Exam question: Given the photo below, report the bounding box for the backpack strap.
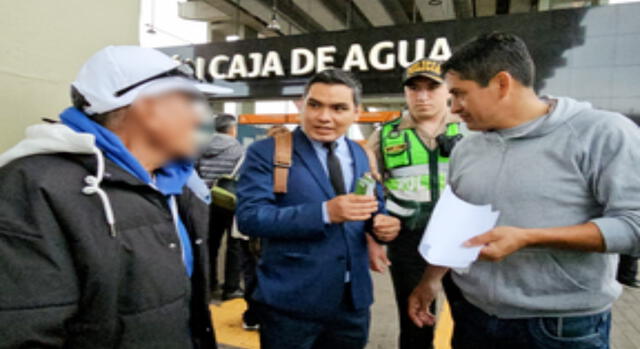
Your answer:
[273,131,293,194]
[230,154,245,178]
[272,132,380,194]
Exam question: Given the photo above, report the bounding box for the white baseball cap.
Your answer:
[72,46,230,115]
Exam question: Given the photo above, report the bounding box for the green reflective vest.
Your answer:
[380,117,460,230]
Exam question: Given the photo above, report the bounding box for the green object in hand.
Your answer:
[354,173,376,196]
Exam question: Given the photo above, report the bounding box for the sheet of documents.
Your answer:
[418,185,500,269]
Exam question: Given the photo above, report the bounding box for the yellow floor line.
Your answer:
[434,301,453,349]
[210,299,259,349]
[211,299,453,349]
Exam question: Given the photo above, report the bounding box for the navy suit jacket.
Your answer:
[236,127,386,319]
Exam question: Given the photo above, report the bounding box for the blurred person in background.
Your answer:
[196,113,245,300]
[0,46,216,348]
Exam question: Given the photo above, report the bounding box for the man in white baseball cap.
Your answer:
[0,46,221,348]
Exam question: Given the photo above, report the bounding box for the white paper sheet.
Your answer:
[418,185,500,269]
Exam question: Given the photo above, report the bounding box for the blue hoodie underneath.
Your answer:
[61,107,194,277]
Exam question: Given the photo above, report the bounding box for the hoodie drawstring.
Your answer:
[82,147,117,237]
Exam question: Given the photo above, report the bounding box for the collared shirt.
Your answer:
[308,135,354,225]
[306,133,354,283]
[308,135,354,197]
[395,112,460,149]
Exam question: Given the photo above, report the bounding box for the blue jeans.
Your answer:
[449,295,611,349]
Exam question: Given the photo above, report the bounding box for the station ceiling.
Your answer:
[180,0,525,38]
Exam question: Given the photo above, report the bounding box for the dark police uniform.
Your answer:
[368,59,462,349]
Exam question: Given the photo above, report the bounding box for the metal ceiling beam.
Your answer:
[379,0,412,24]
[453,0,476,18]
[321,0,373,29]
[398,0,424,22]
[199,0,324,34]
[200,0,271,31]
[254,0,326,32]
[353,0,395,26]
[291,0,345,31]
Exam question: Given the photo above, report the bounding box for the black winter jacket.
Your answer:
[0,153,216,348]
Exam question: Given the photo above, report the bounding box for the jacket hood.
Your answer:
[0,107,195,196]
[60,107,194,196]
[496,96,593,139]
[0,119,120,236]
[0,107,209,239]
[201,133,240,157]
[0,123,96,168]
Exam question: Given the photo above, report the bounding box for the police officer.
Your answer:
[368,59,462,349]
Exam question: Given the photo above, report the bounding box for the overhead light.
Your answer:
[267,12,281,31]
[145,23,156,34]
[147,0,157,34]
[226,34,240,41]
[267,0,281,32]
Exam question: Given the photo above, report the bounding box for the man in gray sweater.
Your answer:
[408,32,640,348]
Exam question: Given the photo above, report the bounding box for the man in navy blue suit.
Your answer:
[236,69,401,349]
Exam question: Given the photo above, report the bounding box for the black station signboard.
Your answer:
[161,3,640,119]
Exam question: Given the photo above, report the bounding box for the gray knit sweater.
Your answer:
[196,133,244,188]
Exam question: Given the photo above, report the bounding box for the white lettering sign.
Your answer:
[260,51,285,77]
[182,37,451,80]
[369,41,395,71]
[209,55,229,79]
[342,44,368,71]
[316,46,337,72]
[291,48,315,75]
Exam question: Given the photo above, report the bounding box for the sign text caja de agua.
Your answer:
[160,5,630,100]
[189,38,451,80]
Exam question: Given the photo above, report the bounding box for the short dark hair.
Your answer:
[70,86,122,126]
[303,69,362,106]
[214,113,237,133]
[442,32,535,87]
[71,86,91,113]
